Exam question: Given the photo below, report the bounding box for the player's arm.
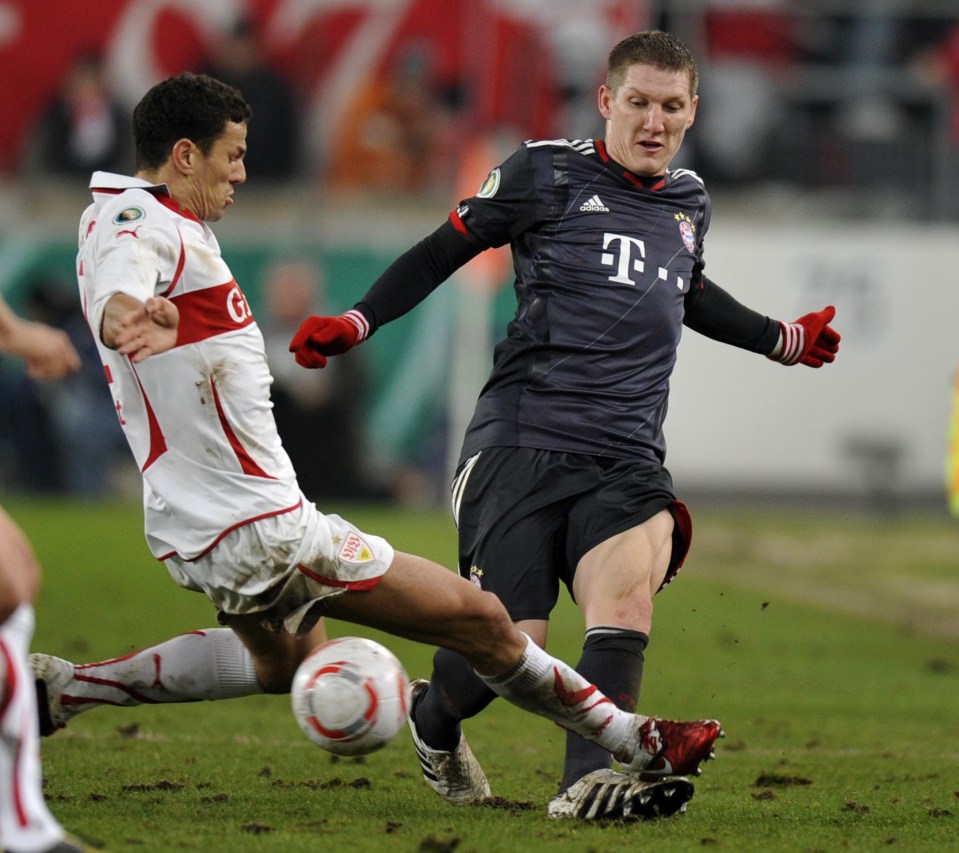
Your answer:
[0,294,80,379]
[684,277,840,368]
[101,292,179,364]
[291,145,535,369]
[290,220,483,368]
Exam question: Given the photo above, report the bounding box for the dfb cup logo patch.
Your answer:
[477,168,501,198]
[114,207,145,224]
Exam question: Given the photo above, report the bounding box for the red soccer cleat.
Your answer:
[619,716,724,779]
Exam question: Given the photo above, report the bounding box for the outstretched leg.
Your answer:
[30,623,324,735]
[324,550,721,768]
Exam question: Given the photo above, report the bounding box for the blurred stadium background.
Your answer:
[2,0,959,513]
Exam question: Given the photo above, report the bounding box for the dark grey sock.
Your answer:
[412,647,498,752]
[558,626,649,793]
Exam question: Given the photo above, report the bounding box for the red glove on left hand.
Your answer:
[769,305,841,368]
[289,309,369,369]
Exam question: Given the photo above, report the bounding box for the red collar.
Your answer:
[595,139,668,191]
[91,184,202,223]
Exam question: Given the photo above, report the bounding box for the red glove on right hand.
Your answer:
[289,309,369,369]
[768,305,840,368]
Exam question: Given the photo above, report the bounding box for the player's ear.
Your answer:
[686,95,699,128]
[171,138,197,174]
[598,84,613,120]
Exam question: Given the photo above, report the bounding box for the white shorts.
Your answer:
[163,497,394,635]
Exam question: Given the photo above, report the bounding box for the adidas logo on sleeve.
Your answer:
[579,194,610,212]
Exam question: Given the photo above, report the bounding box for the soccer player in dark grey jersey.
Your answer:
[291,31,839,820]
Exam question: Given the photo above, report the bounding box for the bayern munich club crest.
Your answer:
[675,212,696,254]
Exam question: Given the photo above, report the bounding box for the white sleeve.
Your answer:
[84,210,180,339]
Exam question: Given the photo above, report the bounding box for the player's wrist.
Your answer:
[767,321,805,365]
[342,309,370,343]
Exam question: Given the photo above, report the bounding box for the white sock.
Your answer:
[60,628,261,718]
[1,605,64,853]
[477,633,642,757]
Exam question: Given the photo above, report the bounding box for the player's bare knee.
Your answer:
[464,589,517,649]
[473,587,510,628]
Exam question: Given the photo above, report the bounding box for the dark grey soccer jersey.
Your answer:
[354,138,780,468]
[454,138,711,465]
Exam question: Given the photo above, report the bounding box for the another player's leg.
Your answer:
[407,674,493,803]
[325,550,722,775]
[405,619,544,805]
[559,627,648,787]
[1,605,73,852]
[549,509,709,818]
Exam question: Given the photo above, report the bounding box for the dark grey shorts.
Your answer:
[451,446,692,622]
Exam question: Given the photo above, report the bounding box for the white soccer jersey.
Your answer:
[77,172,301,560]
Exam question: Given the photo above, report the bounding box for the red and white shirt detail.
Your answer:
[77,172,301,560]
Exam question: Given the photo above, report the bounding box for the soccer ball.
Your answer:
[291,636,412,756]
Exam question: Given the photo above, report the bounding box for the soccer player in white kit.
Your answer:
[31,74,722,818]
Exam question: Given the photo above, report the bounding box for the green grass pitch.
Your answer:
[8,496,959,852]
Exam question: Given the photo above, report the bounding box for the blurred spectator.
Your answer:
[202,19,300,182]
[259,258,388,502]
[30,51,130,178]
[912,19,959,218]
[914,21,959,145]
[0,287,70,493]
[828,4,905,142]
[15,275,128,496]
[326,42,464,197]
[675,0,799,185]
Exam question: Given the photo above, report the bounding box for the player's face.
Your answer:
[189,121,247,222]
[599,64,697,178]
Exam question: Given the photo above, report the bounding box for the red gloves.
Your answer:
[769,305,840,368]
[289,309,369,369]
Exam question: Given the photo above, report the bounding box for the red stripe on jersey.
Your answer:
[104,364,113,384]
[449,208,468,235]
[171,281,255,347]
[209,375,275,479]
[596,139,610,162]
[134,368,168,471]
[160,230,186,298]
[0,638,29,827]
[155,500,304,562]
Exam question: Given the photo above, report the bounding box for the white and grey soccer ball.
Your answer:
[291,636,412,756]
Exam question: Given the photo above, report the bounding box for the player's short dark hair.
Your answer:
[133,72,252,171]
[607,31,698,96]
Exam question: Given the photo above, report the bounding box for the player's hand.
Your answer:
[289,310,369,369]
[6,320,81,379]
[115,296,179,363]
[769,305,840,368]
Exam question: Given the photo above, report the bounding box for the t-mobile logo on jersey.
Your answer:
[600,233,646,285]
